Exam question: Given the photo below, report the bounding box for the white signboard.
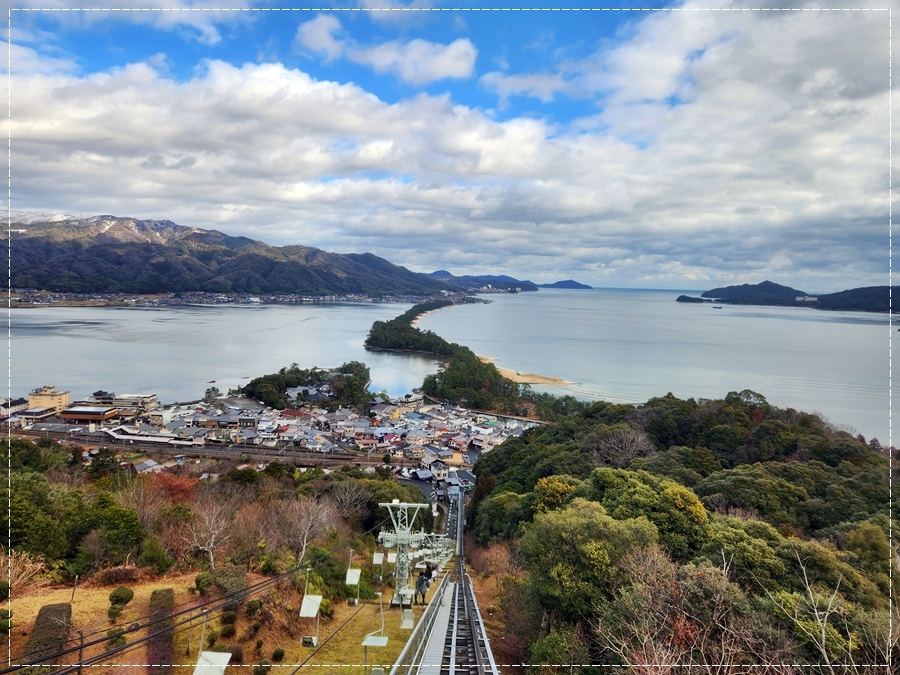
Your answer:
[299,594,323,618]
[193,651,231,675]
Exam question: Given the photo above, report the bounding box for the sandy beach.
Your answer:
[477,355,573,386]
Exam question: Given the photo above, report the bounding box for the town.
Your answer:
[4,383,538,498]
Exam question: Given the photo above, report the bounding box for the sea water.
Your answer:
[11,288,892,444]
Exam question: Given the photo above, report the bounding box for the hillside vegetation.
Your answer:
[468,389,897,670]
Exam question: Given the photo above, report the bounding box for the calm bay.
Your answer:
[11,288,892,444]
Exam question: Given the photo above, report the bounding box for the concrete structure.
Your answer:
[58,405,119,424]
[28,386,71,413]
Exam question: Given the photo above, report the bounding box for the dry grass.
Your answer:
[5,572,200,670]
[7,567,471,675]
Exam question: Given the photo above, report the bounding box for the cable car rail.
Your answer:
[388,489,500,675]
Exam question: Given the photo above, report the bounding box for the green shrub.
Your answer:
[253,660,271,675]
[108,586,134,606]
[195,572,214,596]
[0,581,9,602]
[271,648,285,662]
[106,628,126,649]
[206,630,220,648]
[255,639,264,654]
[246,599,263,617]
[252,621,262,632]
[220,625,236,639]
[0,609,11,633]
[214,565,247,596]
[220,611,237,625]
[147,588,175,675]
[138,535,173,574]
[107,604,124,622]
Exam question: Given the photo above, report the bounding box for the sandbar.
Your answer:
[477,355,573,386]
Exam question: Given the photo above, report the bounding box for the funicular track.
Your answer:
[390,488,499,675]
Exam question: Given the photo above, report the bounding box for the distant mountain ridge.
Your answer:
[426,271,592,292]
[9,215,450,296]
[676,280,895,312]
[425,270,540,292]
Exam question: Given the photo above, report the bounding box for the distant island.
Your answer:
[676,280,896,312]
[536,279,592,289]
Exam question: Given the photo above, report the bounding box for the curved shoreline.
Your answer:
[476,355,573,386]
[409,302,574,386]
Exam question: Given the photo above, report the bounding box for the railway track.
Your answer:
[437,565,495,674]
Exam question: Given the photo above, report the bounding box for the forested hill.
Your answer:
[9,215,449,296]
[468,389,896,669]
[676,280,896,312]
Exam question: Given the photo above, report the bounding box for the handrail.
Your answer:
[463,567,500,674]
[387,570,451,675]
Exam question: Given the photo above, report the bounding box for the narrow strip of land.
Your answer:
[475,356,572,386]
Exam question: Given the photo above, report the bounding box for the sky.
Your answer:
[7,0,894,292]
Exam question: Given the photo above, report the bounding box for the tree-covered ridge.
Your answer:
[364,299,457,356]
[685,280,897,312]
[469,390,896,669]
[240,361,372,410]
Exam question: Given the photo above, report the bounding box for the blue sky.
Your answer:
[8,1,893,291]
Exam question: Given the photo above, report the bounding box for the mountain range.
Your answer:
[8,215,591,296]
[9,215,449,296]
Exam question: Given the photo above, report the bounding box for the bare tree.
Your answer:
[596,547,798,675]
[115,474,165,530]
[275,496,340,566]
[327,481,372,525]
[583,425,656,467]
[763,551,894,675]
[185,494,233,570]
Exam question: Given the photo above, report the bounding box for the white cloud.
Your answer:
[295,14,476,85]
[356,0,439,23]
[10,5,892,289]
[349,37,477,85]
[12,0,255,46]
[294,14,345,62]
[480,71,571,107]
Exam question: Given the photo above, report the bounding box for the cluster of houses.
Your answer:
[5,385,540,495]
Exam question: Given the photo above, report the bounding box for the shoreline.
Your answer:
[477,355,573,386]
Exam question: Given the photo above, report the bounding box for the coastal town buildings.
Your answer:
[28,385,71,412]
[11,382,537,494]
